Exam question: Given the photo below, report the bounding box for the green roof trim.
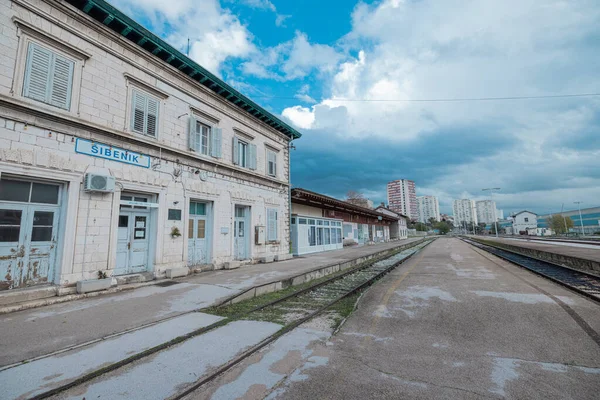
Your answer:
[65,0,301,140]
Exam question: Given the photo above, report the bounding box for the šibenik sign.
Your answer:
[75,138,150,168]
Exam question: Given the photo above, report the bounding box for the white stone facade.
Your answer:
[511,211,537,235]
[0,0,296,291]
[417,195,440,223]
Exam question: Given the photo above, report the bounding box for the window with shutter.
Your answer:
[131,89,160,137]
[146,97,159,137]
[23,43,74,110]
[267,149,277,177]
[267,208,278,241]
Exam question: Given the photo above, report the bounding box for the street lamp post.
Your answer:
[574,201,584,235]
[482,188,501,238]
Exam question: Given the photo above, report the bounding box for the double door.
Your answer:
[0,204,59,290]
[115,211,150,275]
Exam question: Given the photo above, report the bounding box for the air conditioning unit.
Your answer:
[84,174,116,192]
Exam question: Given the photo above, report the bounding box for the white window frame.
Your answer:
[266,148,277,177]
[267,208,278,242]
[12,19,89,115]
[233,137,257,170]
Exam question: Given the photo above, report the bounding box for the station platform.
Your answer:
[274,238,600,399]
[0,238,422,367]
[479,236,600,263]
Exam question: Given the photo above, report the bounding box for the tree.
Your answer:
[434,221,453,235]
[428,217,437,226]
[415,222,428,232]
[546,214,574,234]
[346,190,365,200]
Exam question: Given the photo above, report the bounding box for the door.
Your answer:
[115,212,150,275]
[188,201,209,266]
[0,178,61,290]
[115,194,152,275]
[234,206,249,260]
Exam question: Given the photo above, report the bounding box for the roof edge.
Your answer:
[63,0,301,140]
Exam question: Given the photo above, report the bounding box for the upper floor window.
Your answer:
[266,148,277,177]
[131,89,159,137]
[23,43,74,110]
[233,137,256,170]
[188,116,222,158]
[524,217,529,222]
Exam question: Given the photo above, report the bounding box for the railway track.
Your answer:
[30,239,433,400]
[463,238,600,302]
[173,239,433,399]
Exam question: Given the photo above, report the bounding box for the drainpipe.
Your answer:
[288,139,294,254]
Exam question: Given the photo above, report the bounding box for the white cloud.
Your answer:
[275,14,291,27]
[110,0,255,76]
[237,0,276,12]
[242,31,343,81]
[282,106,315,129]
[283,0,600,211]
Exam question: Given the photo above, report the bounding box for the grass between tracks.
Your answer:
[202,243,422,322]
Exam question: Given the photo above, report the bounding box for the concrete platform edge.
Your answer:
[217,238,429,307]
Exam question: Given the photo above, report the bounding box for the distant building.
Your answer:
[440,214,454,224]
[417,196,440,223]
[453,199,478,226]
[387,179,418,220]
[496,209,504,219]
[538,206,600,235]
[511,211,538,234]
[290,188,400,255]
[476,200,497,224]
[375,204,409,240]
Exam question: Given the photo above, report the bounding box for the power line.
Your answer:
[251,92,600,103]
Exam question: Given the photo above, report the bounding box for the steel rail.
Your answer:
[170,239,434,400]
[462,238,600,303]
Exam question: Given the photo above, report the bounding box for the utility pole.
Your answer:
[574,201,584,235]
[482,188,501,238]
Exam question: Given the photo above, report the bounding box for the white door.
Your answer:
[188,201,209,266]
[234,206,249,260]
[0,178,61,290]
[115,194,152,276]
[115,211,150,275]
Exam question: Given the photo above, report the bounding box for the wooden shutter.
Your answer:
[49,53,74,109]
[211,127,222,158]
[267,209,278,241]
[131,90,146,133]
[249,143,257,170]
[232,137,239,165]
[146,97,159,137]
[23,43,52,103]
[188,116,197,151]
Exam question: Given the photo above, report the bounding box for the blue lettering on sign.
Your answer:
[74,138,150,168]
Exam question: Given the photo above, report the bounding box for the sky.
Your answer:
[109,0,600,216]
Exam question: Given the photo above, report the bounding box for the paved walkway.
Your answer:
[0,238,420,367]
[480,236,600,263]
[272,238,600,399]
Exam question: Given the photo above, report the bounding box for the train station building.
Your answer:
[291,188,407,255]
[0,0,301,293]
